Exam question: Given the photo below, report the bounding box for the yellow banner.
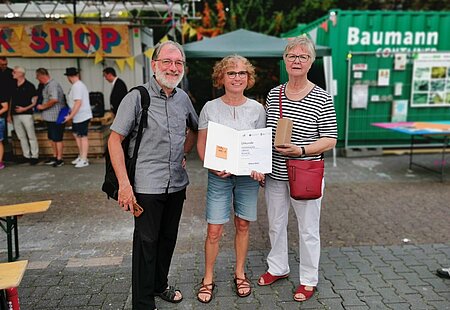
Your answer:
[0,23,130,57]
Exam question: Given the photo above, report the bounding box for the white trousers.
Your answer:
[264,176,323,286]
[13,114,39,159]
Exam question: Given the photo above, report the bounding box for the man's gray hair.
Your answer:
[284,35,316,62]
[152,40,186,61]
[14,66,26,74]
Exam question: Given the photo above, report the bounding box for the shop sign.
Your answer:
[0,23,130,57]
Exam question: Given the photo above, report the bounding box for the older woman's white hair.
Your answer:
[284,35,316,63]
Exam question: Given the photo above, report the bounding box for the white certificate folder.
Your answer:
[203,121,272,175]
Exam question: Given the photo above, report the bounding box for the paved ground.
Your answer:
[0,152,449,309]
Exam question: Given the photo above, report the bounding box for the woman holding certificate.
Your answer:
[196,55,266,303]
[259,36,337,302]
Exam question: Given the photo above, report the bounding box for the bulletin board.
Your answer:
[345,50,450,148]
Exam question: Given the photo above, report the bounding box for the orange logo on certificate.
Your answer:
[215,145,228,159]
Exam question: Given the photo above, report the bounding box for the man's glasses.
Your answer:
[284,54,311,63]
[226,71,248,79]
[154,59,185,68]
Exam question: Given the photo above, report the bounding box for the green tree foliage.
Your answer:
[198,0,449,36]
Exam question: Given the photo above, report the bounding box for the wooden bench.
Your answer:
[0,260,28,309]
[0,201,51,262]
[0,260,28,289]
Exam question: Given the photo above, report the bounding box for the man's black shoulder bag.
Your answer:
[101,86,150,200]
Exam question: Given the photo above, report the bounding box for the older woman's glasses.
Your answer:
[155,59,185,68]
[285,54,311,63]
[226,71,248,79]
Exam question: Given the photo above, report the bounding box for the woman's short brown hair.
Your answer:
[211,55,256,89]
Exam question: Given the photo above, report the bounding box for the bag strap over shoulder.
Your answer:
[127,85,151,182]
[129,85,150,129]
[278,84,284,118]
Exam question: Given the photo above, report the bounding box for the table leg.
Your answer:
[5,216,19,262]
[440,137,448,182]
[0,290,8,310]
[6,217,13,262]
[14,216,19,260]
[409,135,415,169]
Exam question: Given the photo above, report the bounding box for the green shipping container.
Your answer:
[282,10,450,148]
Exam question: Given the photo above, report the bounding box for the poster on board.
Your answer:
[411,53,450,107]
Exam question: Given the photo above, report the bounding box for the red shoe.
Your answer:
[257,271,288,286]
[294,285,316,302]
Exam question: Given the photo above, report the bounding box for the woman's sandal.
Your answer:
[155,285,183,303]
[257,271,289,286]
[234,274,251,298]
[197,279,216,304]
[293,285,316,302]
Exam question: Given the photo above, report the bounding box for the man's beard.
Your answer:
[155,69,183,89]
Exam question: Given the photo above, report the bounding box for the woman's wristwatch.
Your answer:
[300,146,306,158]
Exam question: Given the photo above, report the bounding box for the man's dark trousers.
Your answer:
[132,189,186,309]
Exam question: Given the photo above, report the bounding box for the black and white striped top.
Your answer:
[266,83,338,181]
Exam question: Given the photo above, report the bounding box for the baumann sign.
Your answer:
[347,27,439,57]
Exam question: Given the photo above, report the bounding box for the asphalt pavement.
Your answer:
[0,152,449,309]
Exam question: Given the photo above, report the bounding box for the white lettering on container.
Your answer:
[347,27,438,46]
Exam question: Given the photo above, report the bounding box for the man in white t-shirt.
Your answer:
[64,67,93,168]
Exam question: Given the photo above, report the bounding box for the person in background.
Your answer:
[0,100,7,170]
[103,67,128,115]
[108,41,198,310]
[196,55,266,303]
[258,36,338,302]
[179,65,196,104]
[7,66,39,165]
[64,67,93,168]
[35,68,66,167]
[0,57,15,170]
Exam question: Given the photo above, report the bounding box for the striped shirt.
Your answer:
[266,83,338,181]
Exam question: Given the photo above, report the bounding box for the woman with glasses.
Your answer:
[196,55,266,303]
[258,36,337,302]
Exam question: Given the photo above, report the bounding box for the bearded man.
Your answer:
[108,41,198,310]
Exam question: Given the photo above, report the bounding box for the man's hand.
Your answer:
[15,106,27,113]
[118,184,135,215]
[36,104,45,111]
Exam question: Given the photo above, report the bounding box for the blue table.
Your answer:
[373,121,450,181]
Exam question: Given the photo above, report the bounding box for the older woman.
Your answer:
[258,36,337,302]
[196,55,266,303]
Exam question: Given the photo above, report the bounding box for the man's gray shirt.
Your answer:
[110,77,199,194]
[41,78,66,122]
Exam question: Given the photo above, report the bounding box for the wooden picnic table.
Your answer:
[0,201,51,262]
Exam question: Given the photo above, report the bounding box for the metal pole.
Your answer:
[73,0,81,72]
[344,51,352,150]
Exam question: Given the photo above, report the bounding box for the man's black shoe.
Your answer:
[44,157,57,165]
[30,158,39,165]
[52,159,64,167]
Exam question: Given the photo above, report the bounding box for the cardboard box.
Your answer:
[274,118,293,146]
